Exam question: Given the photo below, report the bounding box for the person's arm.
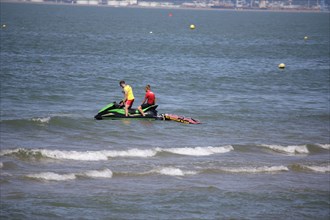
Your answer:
[141,92,148,105]
[141,97,147,105]
[124,90,128,102]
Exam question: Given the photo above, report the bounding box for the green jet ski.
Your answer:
[94,101,158,120]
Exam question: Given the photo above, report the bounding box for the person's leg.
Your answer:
[138,105,145,116]
[125,104,129,117]
[125,100,134,117]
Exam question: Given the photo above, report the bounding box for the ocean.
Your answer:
[0,3,329,219]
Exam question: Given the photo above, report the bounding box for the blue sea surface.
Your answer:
[1,3,329,219]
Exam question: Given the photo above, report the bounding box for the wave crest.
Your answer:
[0,146,232,161]
[303,165,330,173]
[79,168,113,178]
[26,168,113,181]
[31,117,51,124]
[316,144,330,150]
[26,172,76,181]
[154,167,197,176]
[222,165,289,173]
[261,144,309,154]
[162,146,233,156]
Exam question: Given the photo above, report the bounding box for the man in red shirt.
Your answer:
[138,85,156,116]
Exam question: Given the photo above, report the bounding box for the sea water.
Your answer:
[0,3,329,219]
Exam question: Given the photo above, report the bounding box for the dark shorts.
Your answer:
[141,103,153,109]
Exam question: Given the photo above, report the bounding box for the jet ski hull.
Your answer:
[94,102,158,120]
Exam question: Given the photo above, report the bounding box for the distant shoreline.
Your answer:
[1,0,329,13]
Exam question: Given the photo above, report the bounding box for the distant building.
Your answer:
[259,0,266,8]
[14,0,329,11]
[235,0,244,8]
[76,0,99,4]
[107,0,137,6]
[138,1,178,7]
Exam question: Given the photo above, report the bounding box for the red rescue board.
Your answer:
[161,114,201,124]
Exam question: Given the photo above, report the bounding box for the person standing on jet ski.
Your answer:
[138,84,156,117]
[119,80,135,117]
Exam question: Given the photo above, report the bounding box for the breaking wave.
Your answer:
[80,169,113,178]
[11,164,330,182]
[260,144,309,154]
[316,144,330,150]
[26,168,113,181]
[220,165,289,173]
[303,165,330,173]
[153,167,198,176]
[27,172,76,181]
[162,146,233,156]
[31,117,51,124]
[128,165,289,177]
[290,164,330,173]
[0,146,233,161]
[113,165,289,177]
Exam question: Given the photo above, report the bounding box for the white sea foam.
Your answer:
[32,117,51,123]
[0,146,233,161]
[156,167,197,176]
[0,148,156,161]
[39,149,157,161]
[108,148,157,158]
[0,172,12,177]
[316,144,330,150]
[27,168,113,181]
[304,165,330,173]
[162,145,234,156]
[39,149,109,161]
[0,148,22,157]
[0,162,3,169]
[27,172,76,181]
[223,165,289,173]
[261,144,309,154]
[80,168,113,178]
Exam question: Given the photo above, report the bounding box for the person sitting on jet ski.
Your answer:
[119,80,135,117]
[138,84,156,117]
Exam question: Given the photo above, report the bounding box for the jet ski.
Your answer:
[94,101,158,120]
